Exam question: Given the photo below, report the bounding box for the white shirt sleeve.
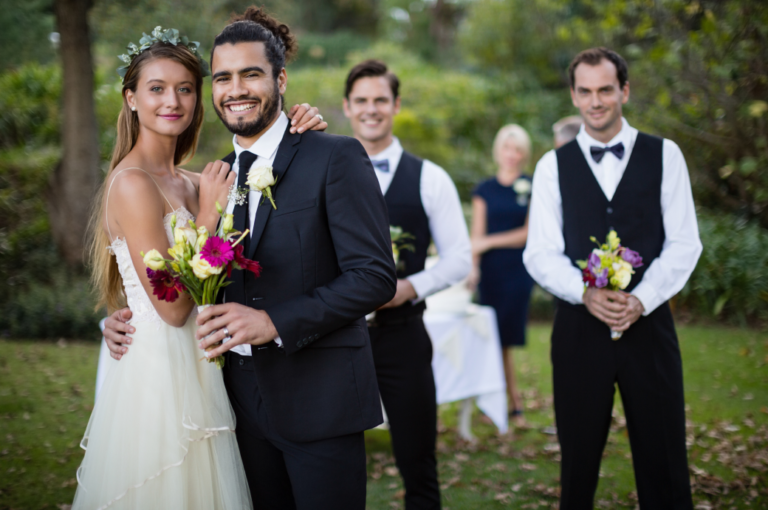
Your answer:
[522,150,585,304]
[631,139,702,314]
[406,160,472,300]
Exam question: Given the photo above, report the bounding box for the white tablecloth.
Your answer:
[424,287,508,434]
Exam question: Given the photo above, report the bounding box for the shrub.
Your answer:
[0,270,102,340]
[679,212,768,326]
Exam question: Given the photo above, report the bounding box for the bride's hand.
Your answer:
[198,160,235,228]
[287,103,328,134]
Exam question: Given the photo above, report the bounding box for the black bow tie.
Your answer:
[590,142,625,163]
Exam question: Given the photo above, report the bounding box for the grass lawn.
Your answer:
[1,323,766,509]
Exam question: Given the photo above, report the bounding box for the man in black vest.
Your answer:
[342,60,472,510]
[523,48,702,510]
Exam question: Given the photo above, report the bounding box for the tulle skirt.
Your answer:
[72,316,252,510]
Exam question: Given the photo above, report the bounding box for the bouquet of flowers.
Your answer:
[576,229,643,339]
[390,225,415,270]
[141,202,262,367]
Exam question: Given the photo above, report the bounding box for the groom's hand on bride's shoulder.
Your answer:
[103,308,135,360]
[196,303,278,358]
[287,103,328,134]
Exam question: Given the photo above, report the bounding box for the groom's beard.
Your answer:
[214,81,282,138]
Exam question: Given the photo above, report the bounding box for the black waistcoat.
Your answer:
[376,151,431,321]
[556,132,665,311]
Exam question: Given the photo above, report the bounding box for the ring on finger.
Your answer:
[315,113,324,122]
[222,326,232,342]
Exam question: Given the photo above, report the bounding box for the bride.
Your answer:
[74,31,323,509]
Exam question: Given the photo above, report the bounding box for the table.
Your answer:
[424,282,509,438]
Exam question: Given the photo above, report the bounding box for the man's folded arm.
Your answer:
[265,137,397,354]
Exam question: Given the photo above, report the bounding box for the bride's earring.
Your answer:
[131,106,136,111]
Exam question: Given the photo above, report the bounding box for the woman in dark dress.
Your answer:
[469,124,534,426]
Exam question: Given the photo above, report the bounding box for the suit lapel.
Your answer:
[222,151,236,167]
[247,125,302,260]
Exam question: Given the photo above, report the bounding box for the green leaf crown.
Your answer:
[117,26,211,80]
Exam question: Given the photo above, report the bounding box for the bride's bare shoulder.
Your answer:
[106,167,164,211]
[178,168,200,191]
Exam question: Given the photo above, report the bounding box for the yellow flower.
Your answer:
[221,213,234,233]
[607,230,620,251]
[610,260,634,290]
[189,253,223,279]
[174,226,197,247]
[195,226,209,253]
[167,243,186,260]
[142,249,166,270]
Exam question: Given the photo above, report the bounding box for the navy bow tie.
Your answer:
[371,159,390,173]
[590,142,625,163]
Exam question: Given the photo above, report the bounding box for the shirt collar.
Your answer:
[369,136,402,163]
[232,111,289,163]
[577,117,631,148]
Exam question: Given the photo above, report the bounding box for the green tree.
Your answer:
[460,0,768,228]
[0,0,56,71]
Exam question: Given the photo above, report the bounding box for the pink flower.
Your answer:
[146,268,185,302]
[201,236,234,267]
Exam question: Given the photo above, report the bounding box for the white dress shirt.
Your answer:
[369,137,472,300]
[224,112,289,355]
[522,118,702,315]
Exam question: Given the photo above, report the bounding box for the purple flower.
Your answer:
[594,268,609,288]
[621,248,643,268]
[587,252,601,272]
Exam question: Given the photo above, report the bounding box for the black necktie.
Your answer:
[233,151,257,239]
[590,142,625,163]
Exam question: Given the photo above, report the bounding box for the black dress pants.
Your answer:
[551,303,693,510]
[223,352,367,510]
[369,318,441,510]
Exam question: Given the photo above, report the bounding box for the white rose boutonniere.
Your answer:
[513,177,531,206]
[246,165,278,210]
[513,178,531,195]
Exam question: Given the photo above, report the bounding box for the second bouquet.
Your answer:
[141,202,262,367]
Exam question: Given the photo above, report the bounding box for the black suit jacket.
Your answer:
[222,125,396,443]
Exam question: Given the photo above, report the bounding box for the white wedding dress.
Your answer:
[73,184,252,509]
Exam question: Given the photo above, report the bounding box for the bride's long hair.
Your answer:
[88,43,205,312]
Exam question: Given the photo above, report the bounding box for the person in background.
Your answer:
[343,59,472,510]
[468,124,534,427]
[524,47,701,509]
[553,115,582,148]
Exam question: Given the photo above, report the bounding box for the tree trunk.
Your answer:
[50,0,100,266]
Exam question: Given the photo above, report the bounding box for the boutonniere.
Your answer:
[513,177,531,207]
[246,165,278,210]
[227,184,248,206]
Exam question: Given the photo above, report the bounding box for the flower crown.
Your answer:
[117,26,211,80]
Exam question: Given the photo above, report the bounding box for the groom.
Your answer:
[103,7,396,509]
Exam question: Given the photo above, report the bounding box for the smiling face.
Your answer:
[343,76,400,153]
[211,41,287,146]
[570,58,629,143]
[124,58,197,138]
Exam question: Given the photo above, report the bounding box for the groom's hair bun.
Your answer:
[212,6,297,77]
